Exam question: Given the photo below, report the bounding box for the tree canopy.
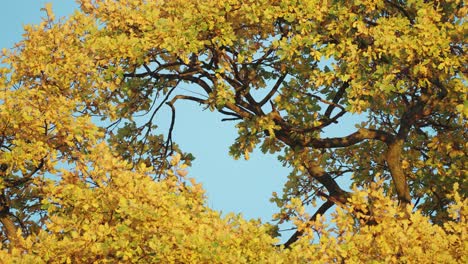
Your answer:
[0,0,466,262]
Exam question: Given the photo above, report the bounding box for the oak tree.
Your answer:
[0,0,466,262]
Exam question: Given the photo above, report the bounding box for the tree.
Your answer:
[0,0,466,262]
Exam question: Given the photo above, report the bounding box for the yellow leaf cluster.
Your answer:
[0,143,282,263]
[284,182,467,263]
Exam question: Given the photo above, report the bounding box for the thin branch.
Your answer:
[218,109,242,118]
[221,117,242,122]
[168,94,208,105]
[259,73,287,106]
[164,102,176,159]
[135,86,178,165]
[283,200,334,249]
[225,101,254,119]
[384,0,415,24]
[324,82,348,118]
[180,75,213,94]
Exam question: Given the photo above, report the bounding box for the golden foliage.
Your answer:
[285,182,467,263]
[0,0,466,262]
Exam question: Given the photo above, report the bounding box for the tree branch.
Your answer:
[304,162,349,203]
[384,0,415,24]
[296,128,392,149]
[259,73,287,106]
[324,82,348,118]
[283,200,334,249]
[385,99,427,206]
[386,138,411,205]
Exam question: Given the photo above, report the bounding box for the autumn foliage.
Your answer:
[0,0,466,263]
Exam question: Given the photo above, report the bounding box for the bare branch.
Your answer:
[304,162,349,202]
[324,82,348,118]
[221,117,242,122]
[299,128,392,149]
[259,73,287,106]
[164,102,176,158]
[168,94,208,105]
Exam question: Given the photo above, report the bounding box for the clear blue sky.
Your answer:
[2,1,360,240]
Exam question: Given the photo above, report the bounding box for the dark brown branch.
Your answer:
[384,0,415,24]
[162,94,210,158]
[224,101,254,119]
[123,71,150,78]
[180,76,213,94]
[222,73,264,115]
[233,95,261,116]
[292,103,347,133]
[252,48,276,68]
[164,102,176,159]
[259,73,287,106]
[221,117,242,122]
[3,158,45,188]
[297,128,392,149]
[134,85,179,167]
[169,95,208,106]
[283,200,334,249]
[324,82,348,118]
[219,109,242,119]
[304,163,349,203]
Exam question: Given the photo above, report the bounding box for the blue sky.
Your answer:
[2,1,361,241]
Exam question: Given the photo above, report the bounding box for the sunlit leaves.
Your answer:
[1,144,282,263]
[284,181,467,263]
[0,0,466,261]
